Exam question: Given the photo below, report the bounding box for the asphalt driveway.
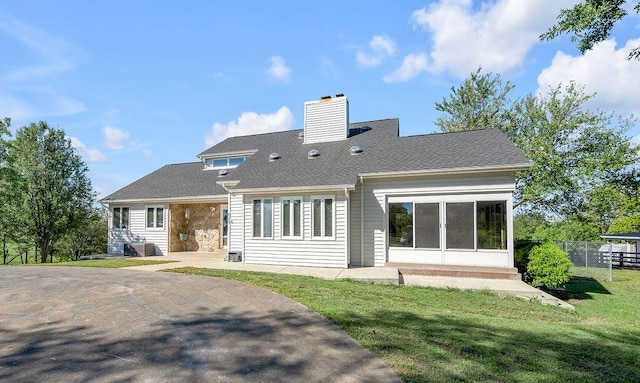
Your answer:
[0,267,402,383]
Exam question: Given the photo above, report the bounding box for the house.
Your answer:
[101,95,531,269]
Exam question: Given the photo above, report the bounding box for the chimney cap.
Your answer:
[335,93,344,98]
[320,95,332,100]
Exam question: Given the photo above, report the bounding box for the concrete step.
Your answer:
[387,263,522,280]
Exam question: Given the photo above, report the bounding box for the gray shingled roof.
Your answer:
[102,119,530,201]
[101,162,228,201]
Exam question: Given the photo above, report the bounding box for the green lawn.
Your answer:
[167,267,640,383]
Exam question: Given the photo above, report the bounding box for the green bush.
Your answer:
[514,240,540,278]
[526,242,572,288]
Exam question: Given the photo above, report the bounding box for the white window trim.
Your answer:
[204,157,245,170]
[112,206,130,230]
[252,198,274,239]
[311,195,335,240]
[280,197,303,240]
[387,196,509,252]
[145,206,165,230]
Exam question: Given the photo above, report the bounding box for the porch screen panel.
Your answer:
[477,201,507,249]
[415,203,440,248]
[446,202,474,249]
[388,203,413,247]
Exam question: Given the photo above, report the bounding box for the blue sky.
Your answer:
[1,0,639,198]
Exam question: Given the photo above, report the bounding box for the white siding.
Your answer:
[107,204,169,255]
[362,172,517,268]
[228,193,244,253]
[303,97,348,144]
[242,194,348,268]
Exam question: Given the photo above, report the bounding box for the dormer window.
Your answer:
[205,157,245,170]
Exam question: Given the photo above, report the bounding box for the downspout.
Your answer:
[359,176,364,267]
[344,187,350,268]
[220,183,233,257]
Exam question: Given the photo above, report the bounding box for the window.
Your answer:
[389,203,413,247]
[205,157,245,169]
[281,198,302,238]
[252,199,273,237]
[312,197,333,238]
[112,207,129,229]
[445,202,474,249]
[477,201,507,249]
[146,207,164,229]
[415,203,440,248]
[388,199,508,251]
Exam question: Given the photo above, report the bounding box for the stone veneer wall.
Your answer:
[170,203,221,252]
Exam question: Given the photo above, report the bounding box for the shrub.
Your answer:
[514,240,540,278]
[526,242,572,288]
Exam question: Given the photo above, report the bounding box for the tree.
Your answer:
[505,82,638,233]
[609,213,640,234]
[436,70,640,239]
[435,67,514,132]
[57,208,108,260]
[0,117,13,264]
[7,121,95,263]
[541,0,640,60]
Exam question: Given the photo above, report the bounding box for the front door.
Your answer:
[220,205,228,249]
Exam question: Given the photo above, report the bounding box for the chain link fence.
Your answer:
[556,241,612,281]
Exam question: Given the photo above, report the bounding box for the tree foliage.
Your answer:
[435,68,514,132]
[6,121,96,263]
[506,82,638,233]
[436,70,639,240]
[541,0,640,60]
[609,213,640,234]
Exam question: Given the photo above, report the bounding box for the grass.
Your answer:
[167,267,640,383]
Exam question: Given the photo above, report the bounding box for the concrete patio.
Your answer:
[121,252,573,309]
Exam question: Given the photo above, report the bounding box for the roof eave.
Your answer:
[227,184,356,194]
[359,162,532,179]
[100,195,228,204]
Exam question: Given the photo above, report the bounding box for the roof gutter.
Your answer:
[99,195,228,204]
[227,184,356,194]
[358,162,532,179]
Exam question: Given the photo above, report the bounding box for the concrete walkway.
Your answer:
[123,252,573,309]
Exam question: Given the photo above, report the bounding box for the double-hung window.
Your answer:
[281,197,302,238]
[112,207,129,229]
[253,198,273,238]
[146,207,164,229]
[312,196,334,238]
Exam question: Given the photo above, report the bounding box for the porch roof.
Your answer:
[101,162,227,203]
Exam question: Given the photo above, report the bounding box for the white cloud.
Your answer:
[103,126,130,150]
[143,149,158,161]
[266,56,291,83]
[408,0,574,78]
[537,39,640,116]
[357,35,397,67]
[0,12,73,82]
[0,11,83,120]
[320,57,339,78]
[383,53,429,82]
[205,106,295,147]
[632,134,640,148]
[69,136,107,163]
